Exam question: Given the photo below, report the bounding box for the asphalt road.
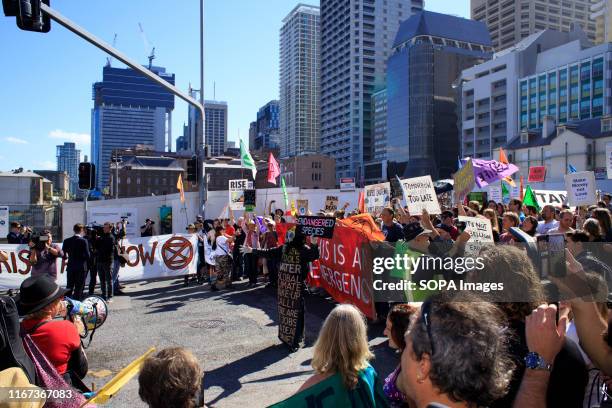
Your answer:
[83,278,398,408]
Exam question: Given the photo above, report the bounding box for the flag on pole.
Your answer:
[177,173,185,203]
[523,185,541,212]
[240,139,257,179]
[499,148,516,187]
[568,164,577,173]
[358,191,365,213]
[519,175,524,201]
[281,176,289,208]
[267,152,280,185]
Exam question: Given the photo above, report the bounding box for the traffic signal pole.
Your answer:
[39,3,207,212]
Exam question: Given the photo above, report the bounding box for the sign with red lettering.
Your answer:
[528,166,546,182]
[0,234,198,290]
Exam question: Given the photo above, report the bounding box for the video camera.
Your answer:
[28,232,48,251]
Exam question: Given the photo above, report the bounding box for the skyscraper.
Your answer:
[56,142,80,194]
[179,87,201,154]
[204,100,228,156]
[471,0,596,51]
[591,0,612,44]
[255,100,280,150]
[320,0,423,182]
[280,4,320,158]
[386,11,493,179]
[91,65,175,190]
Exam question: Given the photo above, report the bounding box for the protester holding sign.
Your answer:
[240,230,319,351]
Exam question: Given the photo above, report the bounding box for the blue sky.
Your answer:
[0,0,469,172]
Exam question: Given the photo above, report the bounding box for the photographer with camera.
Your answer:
[7,221,30,244]
[140,218,155,237]
[28,230,63,281]
[112,219,128,296]
[95,223,116,301]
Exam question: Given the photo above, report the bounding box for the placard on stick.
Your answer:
[564,171,596,207]
[244,189,256,212]
[229,179,248,210]
[324,196,339,213]
[458,215,494,256]
[528,166,546,182]
[296,216,336,239]
[364,182,390,215]
[400,175,441,215]
[296,199,308,216]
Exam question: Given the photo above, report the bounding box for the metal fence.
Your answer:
[0,204,62,242]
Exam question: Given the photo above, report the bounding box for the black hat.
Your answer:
[436,223,454,234]
[15,275,69,316]
[403,222,432,242]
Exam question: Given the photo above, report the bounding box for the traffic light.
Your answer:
[186,156,199,183]
[78,162,96,190]
[2,0,51,32]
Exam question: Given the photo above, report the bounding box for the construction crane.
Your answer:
[138,22,155,68]
[105,33,117,67]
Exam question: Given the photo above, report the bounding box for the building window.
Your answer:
[127,177,131,185]
[137,177,141,185]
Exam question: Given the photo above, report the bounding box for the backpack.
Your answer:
[0,296,36,384]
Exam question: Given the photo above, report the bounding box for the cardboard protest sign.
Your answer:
[453,159,475,198]
[244,189,256,212]
[324,196,339,213]
[296,199,308,216]
[229,179,248,210]
[458,216,494,256]
[528,166,546,182]
[296,216,336,239]
[467,192,487,208]
[533,190,568,208]
[471,159,519,188]
[389,176,404,200]
[364,182,390,215]
[607,142,612,179]
[564,171,597,207]
[400,175,441,215]
[488,185,502,203]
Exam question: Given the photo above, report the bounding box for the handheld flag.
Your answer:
[267,152,280,185]
[85,347,156,405]
[523,185,541,212]
[568,164,577,173]
[281,176,289,208]
[240,139,257,179]
[177,173,185,203]
[519,175,524,201]
[499,148,516,187]
[358,191,365,213]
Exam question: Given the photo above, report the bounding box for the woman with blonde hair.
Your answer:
[483,208,500,242]
[293,304,388,406]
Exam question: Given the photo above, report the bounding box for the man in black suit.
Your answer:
[62,223,91,300]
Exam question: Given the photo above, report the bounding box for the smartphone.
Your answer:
[547,234,566,278]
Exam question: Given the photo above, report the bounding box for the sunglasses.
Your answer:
[421,298,435,355]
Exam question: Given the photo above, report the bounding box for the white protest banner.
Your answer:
[0,234,198,290]
[488,186,502,203]
[607,142,612,179]
[324,196,339,213]
[533,190,568,208]
[87,207,139,237]
[296,200,309,216]
[458,216,494,256]
[364,182,390,215]
[564,171,597,207]
[229,179,249,210]
[0,206,8,238]
[400,175,441,215]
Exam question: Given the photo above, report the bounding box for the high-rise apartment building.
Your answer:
[471,0,596,51]
[91,65,175,190]
[460,28,591,159]
[56,142,80,194]
[280,4,320,158]
[320,0,423,182]
[591,0,612,43]
[386,11,493,179]
[255,100,280,150]
[204,100,228,156]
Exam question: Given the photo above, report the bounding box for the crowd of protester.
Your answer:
[2,192,612,407]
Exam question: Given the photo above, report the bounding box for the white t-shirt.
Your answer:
[214,235,231,258]
[536,219,559,235]
[204,237,215,266]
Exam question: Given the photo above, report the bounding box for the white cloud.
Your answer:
[49,129,90,146]
[5,136,28,144]
[36,161,55,170]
